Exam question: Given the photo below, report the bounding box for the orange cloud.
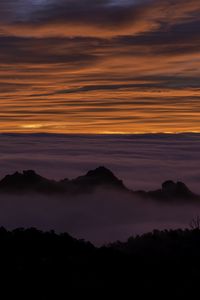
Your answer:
[0,0,200,133]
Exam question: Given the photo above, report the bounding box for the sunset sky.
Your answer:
[0,0,200,133]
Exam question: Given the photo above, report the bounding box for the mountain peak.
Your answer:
[162,180,193,198]
[0,167,198,201]
[73,166,126,190]
[1,170,43,182]
[86,166,116,178]
[23,170,38,177]
[0,170,50,192]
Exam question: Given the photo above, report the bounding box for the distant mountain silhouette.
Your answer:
[0,166,199,202]
[148,180,197,200]
[0,170,61,194]
[70,166,126,191]
[0,166,126,195]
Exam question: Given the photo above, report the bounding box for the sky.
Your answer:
[0,0,200,133]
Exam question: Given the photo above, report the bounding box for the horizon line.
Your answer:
[0,131,200,136]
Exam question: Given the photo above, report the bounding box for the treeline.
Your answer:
[0,227,200,297]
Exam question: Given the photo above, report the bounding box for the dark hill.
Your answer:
[0,166,199,202]
[0,170,61,194]
[1,227,200,296]
[0,166,127,195]
[70,166,126,191]
[146,180,198,201]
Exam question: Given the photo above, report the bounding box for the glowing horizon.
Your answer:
[0,0,200,134]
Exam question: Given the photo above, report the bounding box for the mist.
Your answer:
[1,189,200,245]
[1,133,200,245]
[1,133,200,193]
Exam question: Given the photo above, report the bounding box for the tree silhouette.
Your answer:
[0,227,200,297]
[189,216,200,230]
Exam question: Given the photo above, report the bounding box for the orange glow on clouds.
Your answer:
[0,0,200,133]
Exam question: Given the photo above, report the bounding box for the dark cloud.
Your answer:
[0,0,150,27]
[0,0,199,36]
[0,0,199,133]
[0,0,199,65]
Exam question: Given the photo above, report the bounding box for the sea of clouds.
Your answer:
[1,133,200,192]
[0,133,200,244]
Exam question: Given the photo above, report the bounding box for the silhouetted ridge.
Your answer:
[86,166,115,178]
[0,167,199,201]
[148,180,197,201]
[162,180,193,197]
[0,167,126,195]
[1,170,46,182]
[0,170,59,194]
[1,227,200,296]
[73,166,126,190]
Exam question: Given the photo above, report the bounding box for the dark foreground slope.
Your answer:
[1,227,200,297]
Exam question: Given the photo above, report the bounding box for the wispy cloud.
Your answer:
[0,0,200,133]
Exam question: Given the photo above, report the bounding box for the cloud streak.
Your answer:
[0,0,200,133]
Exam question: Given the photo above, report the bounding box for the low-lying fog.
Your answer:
[1,133,200,193]
[1,133,200,245]
[0,190,200,245]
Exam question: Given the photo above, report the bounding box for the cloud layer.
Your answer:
[1,190,200,245]
[0,0,200,133]
[1,133,200,193]
[0,133,199,244]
